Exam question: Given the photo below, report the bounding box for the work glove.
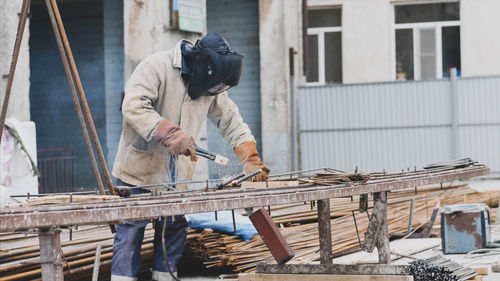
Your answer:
[153,119,197,162]
[234,141,269,181]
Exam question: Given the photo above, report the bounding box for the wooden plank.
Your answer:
[20,195,119,206]
[472,267,488,275]
[238,273,414,281]
[332,238,441,265]
[241,181,300,189]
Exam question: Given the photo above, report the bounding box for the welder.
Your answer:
[110,32,269,281]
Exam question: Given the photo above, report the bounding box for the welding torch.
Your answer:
[195,146,228,166]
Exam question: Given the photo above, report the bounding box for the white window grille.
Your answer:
[393,2,461,81]
[306,7,342,85]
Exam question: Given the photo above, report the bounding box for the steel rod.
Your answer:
[44,0,105,195]
[0,0,31,143]
[2,165,487,215]
[49,0,115,195]
[0,165,489,232]
[91,244,102,281]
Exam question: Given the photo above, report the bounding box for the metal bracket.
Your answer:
[361,199,385,252]
[256,264,409,275]
[361,192,391,264]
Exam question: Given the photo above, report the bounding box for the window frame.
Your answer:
[306,7,343,86]
[391,1,460,80]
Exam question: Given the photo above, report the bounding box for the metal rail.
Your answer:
[0,165,489,232]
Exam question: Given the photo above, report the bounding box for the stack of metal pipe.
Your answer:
[409,255,477,281]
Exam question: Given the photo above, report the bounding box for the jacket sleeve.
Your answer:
[121,57,165,142]
[207,92,256,148]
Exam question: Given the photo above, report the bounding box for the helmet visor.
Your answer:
[207,83,232,95]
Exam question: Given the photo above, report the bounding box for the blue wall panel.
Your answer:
[103,0,124,176]
[30,0,106,190]
[206,0,262,179]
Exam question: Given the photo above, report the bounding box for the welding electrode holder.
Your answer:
[114,186,132,197]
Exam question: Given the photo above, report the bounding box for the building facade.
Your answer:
[304,0,500,84]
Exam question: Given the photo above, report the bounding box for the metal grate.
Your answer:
[37,148,76,193]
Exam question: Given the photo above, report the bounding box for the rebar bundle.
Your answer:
[409,255,477,281]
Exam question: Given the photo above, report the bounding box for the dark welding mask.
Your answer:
[183,33,244,99]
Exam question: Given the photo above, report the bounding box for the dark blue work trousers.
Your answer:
[111,179,187,280]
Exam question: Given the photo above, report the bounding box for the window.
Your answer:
[394,2,460,80]
[306,8,342,84]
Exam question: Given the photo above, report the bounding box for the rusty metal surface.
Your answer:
[441,204,490,254]
[38,227,64,281]
[361,199,384,253]
[255,264,409,275]
[374,192,390,264]
[317,199,332,265]
[0,165,490,232]
[249,209,294,264]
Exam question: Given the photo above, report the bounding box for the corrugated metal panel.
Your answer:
[457,76,500,171]
[299,76,500,174]
[206,0,261,178]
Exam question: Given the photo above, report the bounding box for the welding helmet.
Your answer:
[183,33,244,99]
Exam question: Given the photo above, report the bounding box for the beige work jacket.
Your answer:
[112,40,254,189]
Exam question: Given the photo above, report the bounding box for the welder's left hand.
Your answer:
[234,141,269,181]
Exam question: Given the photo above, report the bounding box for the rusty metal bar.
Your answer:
[4,166,490,216]
[317,199,332,265]
[256,264,409,275]
[38,227,64,281]
[91,244,102,281]
[361,199,384,253]
[2,165,489,215]
[0,0,31,143]
[49,0,115,195]
[249,209,294,264]
[44,0,105,195]
[374,192,390,264]
[0,166,489,232]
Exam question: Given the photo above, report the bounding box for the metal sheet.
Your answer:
[298,76,500,174]
[256,264,409,275]
[206,0,262,179]
[249,208,294,264]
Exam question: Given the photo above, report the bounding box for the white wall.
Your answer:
[123,0,206,79]
[259,0,304,173]
[461,0,500,77]
[123,0,209,181]
[308,0,393,84]
[0,0,30,121]
[306,0,500,83]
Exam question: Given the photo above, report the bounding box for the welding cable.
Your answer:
[463,249,500,261]
[268,167,346,178]
[162,217,181,281]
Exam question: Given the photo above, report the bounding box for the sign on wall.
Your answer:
[174,0,204,33]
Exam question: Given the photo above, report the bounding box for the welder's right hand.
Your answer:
[153,119,198,162]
